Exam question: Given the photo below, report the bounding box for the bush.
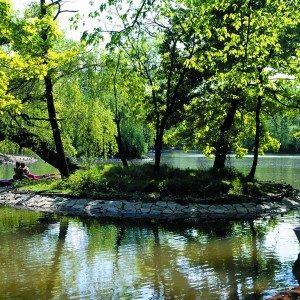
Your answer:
[22,163,254,200]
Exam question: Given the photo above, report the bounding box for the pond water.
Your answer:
[0,160,57,181]
[159,151,300,189]
[1,152,300,299]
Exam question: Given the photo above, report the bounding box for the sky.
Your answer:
[11,0,99,40]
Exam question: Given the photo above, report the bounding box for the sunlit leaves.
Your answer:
[0,0,22,115]
[169,0,300,160]
[0,71,21,115]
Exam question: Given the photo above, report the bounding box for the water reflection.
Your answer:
[2,152,300,299]
[293,254,300,285]
[1,207,300,299]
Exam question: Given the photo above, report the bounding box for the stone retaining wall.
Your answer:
[0,187,300,220]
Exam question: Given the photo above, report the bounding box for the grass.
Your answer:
[14,163,295,204]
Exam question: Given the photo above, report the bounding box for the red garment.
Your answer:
[25,173,44,180]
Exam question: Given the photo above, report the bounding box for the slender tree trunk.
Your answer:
[44,76,70,177]
[115,119,128,168]
[154,128,164,173]
[213,99,239,172]
[213,142,230,172]
[247,95,262,181]
[40,0,69,177]
[153,109,169,173]
[112,53,128,167]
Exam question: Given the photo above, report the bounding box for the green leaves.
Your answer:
[1,0,300,173]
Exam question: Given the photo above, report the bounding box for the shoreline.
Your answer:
[0,154,37,164]
[0,187,300,220]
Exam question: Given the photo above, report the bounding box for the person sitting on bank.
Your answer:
[19,162,55,180]
[13,162,58,181]
[19,162,37,179]
[13,161,23,180]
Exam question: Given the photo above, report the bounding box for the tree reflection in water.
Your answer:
[45,219,69,299]
[0,207,299,299]
[293,253,300,285]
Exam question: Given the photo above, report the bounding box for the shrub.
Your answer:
[21,163,251,199]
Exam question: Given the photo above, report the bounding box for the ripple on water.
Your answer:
[1,207,300,299]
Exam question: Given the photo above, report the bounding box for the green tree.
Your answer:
[168,0,300,179]
[95,1,206,172]
[0,1,84,173]
[39,0,70,177]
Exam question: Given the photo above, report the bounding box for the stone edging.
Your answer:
[0,187,300,220]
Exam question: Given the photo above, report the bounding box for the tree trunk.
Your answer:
[247,95,262,181]
[40,0,70,177]
[213,141,230,172]
[154,129,164,173]
[153,110,170,173]
[44,76,70,177]
[213,98,239,172]
[115,119,128,168]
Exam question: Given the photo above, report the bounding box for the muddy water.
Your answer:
[1,152,300,299]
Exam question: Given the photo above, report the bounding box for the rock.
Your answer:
[0,189,299,220]
[0,154,37,164]
[0,154,14,164]
[268,286,300,299]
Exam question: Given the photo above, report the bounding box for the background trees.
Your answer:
[0,0,300,180]
[164,0,300,177]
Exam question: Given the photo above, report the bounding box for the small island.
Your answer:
[0,163,299,221]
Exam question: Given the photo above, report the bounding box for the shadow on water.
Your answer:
[150,223,199,300]
[293,253,300,285]
[45,220,69,299]
[112,224,125,298]
[78,216,285,299]
[0,209,68,299]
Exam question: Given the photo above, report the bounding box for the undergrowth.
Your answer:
[16,163,275,200]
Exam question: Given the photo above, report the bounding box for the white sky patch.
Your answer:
[11,0,103,40]
[265,67,296,81]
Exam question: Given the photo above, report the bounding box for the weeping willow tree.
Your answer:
[57,69,117,159]
[57,48,149,163]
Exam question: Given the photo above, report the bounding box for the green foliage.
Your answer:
[227,178,243,196]
[267,115,300,152]
[1,0,300,182]
[0,0,22,115]
[19,162,291,203]
[165,0,300,163]
[56,165,115,195]
[39,164,250,199]
[0,0,84,165]
[121,119,148,158]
